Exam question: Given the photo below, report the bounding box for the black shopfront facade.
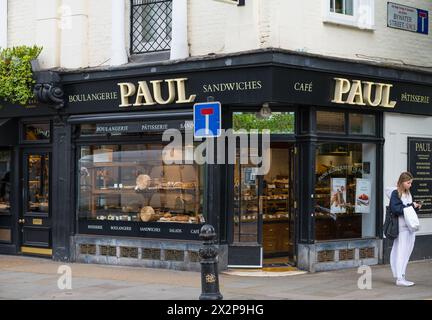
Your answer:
[0,50,431,271]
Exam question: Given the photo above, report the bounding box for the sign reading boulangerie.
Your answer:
[408,137,432,215]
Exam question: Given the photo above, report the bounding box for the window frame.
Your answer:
[19,119,52,145]
[314,140,379,242]
[130,0,173,55]
[323,0,375,30]
[73,127,208,239]
[315,109,378,138]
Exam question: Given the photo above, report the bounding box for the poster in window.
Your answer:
[355,178,371,213]
[330,178,346,214]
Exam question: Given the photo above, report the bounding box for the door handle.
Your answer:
[18,219,25,224]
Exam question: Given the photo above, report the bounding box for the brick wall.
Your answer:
[274,0,432,67]
[5,0,432,69]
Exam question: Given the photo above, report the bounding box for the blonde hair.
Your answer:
[397,171,413,198]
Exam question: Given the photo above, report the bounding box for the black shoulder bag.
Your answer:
[383,206,399,240]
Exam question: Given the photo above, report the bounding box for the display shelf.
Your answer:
[80,155,201,224]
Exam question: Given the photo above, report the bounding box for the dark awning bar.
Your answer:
[67,109,193,124]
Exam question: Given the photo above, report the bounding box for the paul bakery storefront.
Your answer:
[1,51,431,272]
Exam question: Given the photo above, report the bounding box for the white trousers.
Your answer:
[390,217,416,279]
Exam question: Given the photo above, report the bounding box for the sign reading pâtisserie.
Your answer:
[408,137,432,215]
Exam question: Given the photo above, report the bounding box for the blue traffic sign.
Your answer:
[417,9,428,34]
[193,102,222,138]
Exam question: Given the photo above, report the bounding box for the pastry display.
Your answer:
[181,182,195,189]
[135,174,151,190]
[0,203,10,210]
[140,206,157,222]
[168,215,190,222]
[80,148,202,225]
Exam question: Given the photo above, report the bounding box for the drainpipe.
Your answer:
[170,0,189,60]
[111,0,128,66]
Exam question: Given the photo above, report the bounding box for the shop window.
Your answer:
[315,142,376,241]
[0,150,11,215]
[349,113,376,135]
[23,123,50,142]
[130,0,173,54]
[316,111,345,133]
[323,0,375,30]
[233,112,295,134]
[77,143,205,226]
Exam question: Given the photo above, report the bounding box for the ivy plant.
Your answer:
[0,45,43,105]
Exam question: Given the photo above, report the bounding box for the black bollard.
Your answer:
[199,224,223,300]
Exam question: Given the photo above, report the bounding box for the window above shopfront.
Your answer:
[323,0,375,30]
[130,0,173,54]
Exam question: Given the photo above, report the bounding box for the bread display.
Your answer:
[82,148,202,225]
[135,174,151,190]
[140,206,164,222]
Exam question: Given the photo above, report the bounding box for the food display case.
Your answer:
[78,145,204,225]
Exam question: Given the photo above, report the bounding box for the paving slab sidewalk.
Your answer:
[0,255,431,300]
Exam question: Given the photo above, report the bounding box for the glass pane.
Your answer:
[335,0,343,13]
[333,0,353,15]
[263,143,293,259]
[234,146,259,243]
[233,112,295,134]
[27,154,49,213]
[345,0,354,15]
[0,228,11,242]
[24,123,50,141]
[0,150,11,214]
[315,143,376,240]
[317,111,345,133]
[78,144,204,224]
[349,114,376,135]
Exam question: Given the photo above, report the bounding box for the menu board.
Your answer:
[408,137,432,215]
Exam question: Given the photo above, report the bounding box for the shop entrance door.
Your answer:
[19,150,52,256]
[228,142,297,267]
[262,143,296,267]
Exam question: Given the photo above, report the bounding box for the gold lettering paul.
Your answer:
[416,143,432,152]
[118,78,196,107]
[332,78,396,108]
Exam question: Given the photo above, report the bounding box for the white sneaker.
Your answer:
[396,279,415,287]
[403,277,415,286]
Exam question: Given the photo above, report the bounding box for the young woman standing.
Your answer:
[388,172,421,287]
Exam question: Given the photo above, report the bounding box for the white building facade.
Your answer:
[0,0,431,272]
